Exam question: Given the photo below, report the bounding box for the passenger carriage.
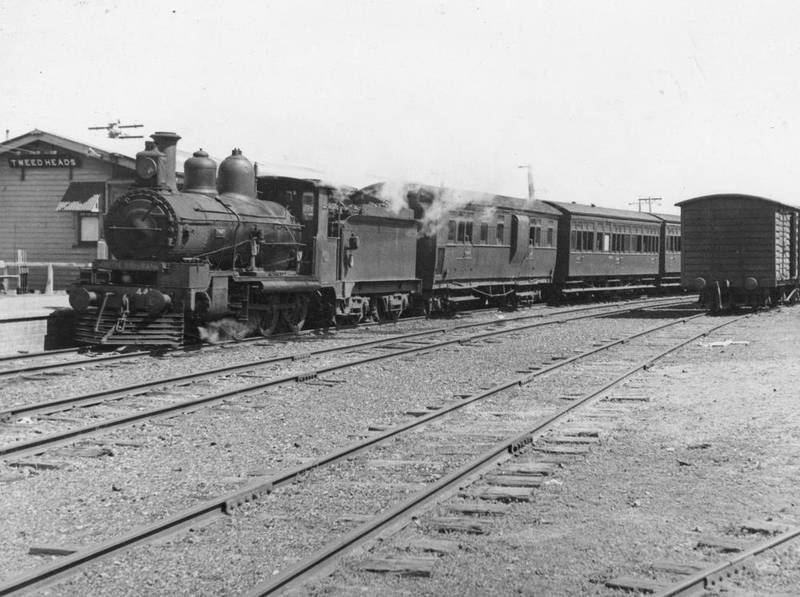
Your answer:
[544,201,667,299]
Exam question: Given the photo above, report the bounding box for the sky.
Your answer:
[2,0,800,212]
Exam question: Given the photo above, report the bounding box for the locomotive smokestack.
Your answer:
[151,132,181,192]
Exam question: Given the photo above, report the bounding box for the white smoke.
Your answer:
[364,180,533,238]
[368,179,413,214]
[197,317,257,343]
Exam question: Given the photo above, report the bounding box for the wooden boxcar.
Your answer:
[677,193,800,309]
[544,201,665,297]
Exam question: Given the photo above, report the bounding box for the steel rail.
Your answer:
[0,349,151,379]
[0,303,710,596]
[653,526,800,597]
[244,314,747,596]
[0,346,79,364]
[2,296,692,420]
[0,300,693,458]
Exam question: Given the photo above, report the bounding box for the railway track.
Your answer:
[596,521,800,596]
[0,301,732,595]
[0,297,680,379]
[0,298,693,462]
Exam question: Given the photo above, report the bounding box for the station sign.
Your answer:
[8,154,81,168]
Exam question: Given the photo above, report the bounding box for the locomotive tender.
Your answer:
[67,132,683,346]
[678,193,800,310]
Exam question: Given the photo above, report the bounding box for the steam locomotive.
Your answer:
[69,132,421,345]
[67,132,681,346]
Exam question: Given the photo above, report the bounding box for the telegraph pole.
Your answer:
[630,197,662,212]
[518,164,535,200]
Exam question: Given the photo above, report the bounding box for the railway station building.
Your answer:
[0,129,145,292]
[0,130,199,293]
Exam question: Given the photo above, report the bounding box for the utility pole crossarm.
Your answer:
[629,197,662,212]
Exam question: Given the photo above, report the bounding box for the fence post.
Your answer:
[45,264,54,295]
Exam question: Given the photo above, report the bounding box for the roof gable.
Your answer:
[0,129,139,172]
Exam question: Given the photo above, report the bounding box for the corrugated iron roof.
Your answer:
[544,200,664,222]
[55,181,103,212]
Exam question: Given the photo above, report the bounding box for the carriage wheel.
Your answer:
[282,294,308,333]
[251,296,280,336]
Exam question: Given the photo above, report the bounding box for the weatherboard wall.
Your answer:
[0,143,111,290]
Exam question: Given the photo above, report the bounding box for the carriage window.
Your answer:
[465,221,473,243]
[447,220,456,242]
[547,227,554,247]
[570,229,577,250]
[530,221,543,247]
[496,218,505,244]
[602,233,610,252]
[479,222,489,244]
[457,221,466,242]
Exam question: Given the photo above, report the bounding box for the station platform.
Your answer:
[0,292,74,355]
[0,292,71,321]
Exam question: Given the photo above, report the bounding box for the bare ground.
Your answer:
[306,306,800,596]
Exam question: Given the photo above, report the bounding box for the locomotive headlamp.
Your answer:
[136,157,158,179]
[694,277,706,290]
[744,277,758,290]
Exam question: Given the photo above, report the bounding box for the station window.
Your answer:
[479,222,489,244]
[496,217,505,244]
[78,214,99,244]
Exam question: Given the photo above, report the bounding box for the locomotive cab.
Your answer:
[256,176,336,280]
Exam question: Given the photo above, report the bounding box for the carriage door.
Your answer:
[510,215,530,264]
